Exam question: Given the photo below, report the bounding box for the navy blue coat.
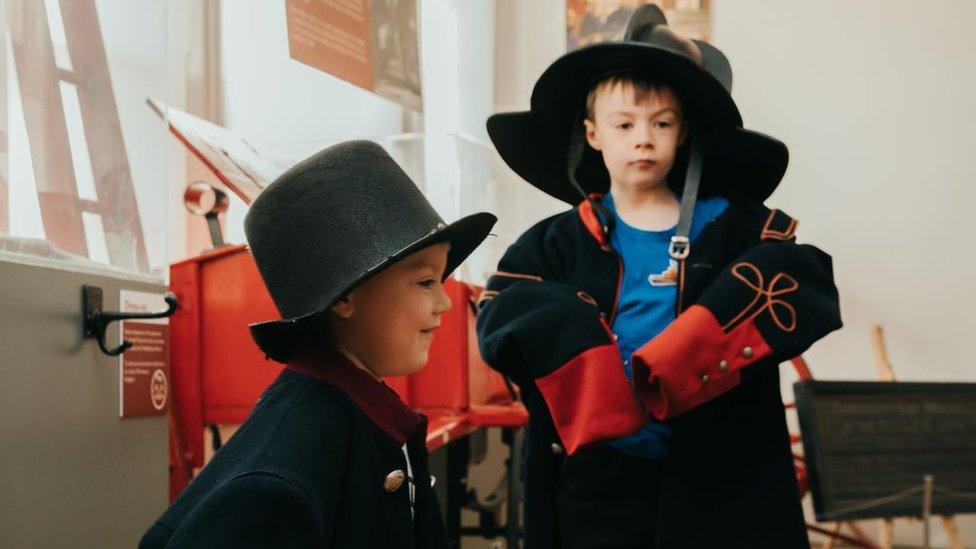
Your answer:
[477,194,842,548]
[140,350,448,549]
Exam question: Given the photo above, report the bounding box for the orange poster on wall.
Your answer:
[286,0,422,112]
[567,0,711,51]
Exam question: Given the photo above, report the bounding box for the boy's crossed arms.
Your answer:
[478,232,840,455]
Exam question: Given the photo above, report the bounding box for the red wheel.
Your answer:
[784,356,813,497]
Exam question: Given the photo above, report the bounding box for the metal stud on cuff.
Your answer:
[742,347,754,358]
[718,360,729,371]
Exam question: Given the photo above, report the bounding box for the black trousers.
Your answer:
[556,445,664,549]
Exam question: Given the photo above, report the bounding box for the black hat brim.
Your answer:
[249,211,497,362]
[488,111,788,205]
[531,42,742,139]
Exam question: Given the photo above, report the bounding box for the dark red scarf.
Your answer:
[286,347,425,446]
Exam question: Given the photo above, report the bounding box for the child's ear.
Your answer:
[584,118,602,151]
[329,293,355,319]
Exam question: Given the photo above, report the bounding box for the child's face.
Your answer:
[584,82,686,193]
[329,242,452,378]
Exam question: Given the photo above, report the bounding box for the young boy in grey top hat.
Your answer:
[140,140,495,548]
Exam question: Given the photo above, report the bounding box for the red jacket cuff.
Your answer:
[535,343,645,454]
[631,305,772,420]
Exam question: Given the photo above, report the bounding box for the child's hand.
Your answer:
[478,279,646,454]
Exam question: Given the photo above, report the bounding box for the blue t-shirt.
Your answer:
[603,191,729,459]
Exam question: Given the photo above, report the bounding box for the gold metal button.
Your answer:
[700,373,710,383]
[551,443,564,455]
[742,347,754,358]
[718,360,729,371]
[384,470,405,493]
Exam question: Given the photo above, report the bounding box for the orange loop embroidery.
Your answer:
[721,262,798,333]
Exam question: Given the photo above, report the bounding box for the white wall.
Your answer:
[165,0,199,270]
[216,0,506,254]
[714,0,976,386]
[712,2,976,544]
[219,1,406,144]
[490,0,568,236]
[217,0,410,243]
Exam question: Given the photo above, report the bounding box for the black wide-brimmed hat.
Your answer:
[487,4,788,205]
[245,140,496,362]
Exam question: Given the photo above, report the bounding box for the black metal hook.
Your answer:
[82,285,178,357]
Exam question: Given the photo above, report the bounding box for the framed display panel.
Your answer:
[794,380,976,521]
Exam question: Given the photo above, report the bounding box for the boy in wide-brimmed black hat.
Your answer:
[140,140,495,548]
[478,6,841,548]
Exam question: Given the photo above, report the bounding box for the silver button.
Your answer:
[551,443,564,454]
[742,347,754,358]
[718,360,729,371]
[613,333,619,340]
[700,373,710,383]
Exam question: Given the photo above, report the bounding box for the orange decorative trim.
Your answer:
[476,290,499,307]
[490,270,543,282]
[536,343,645,454]
[722,262,798,333]
[480,272,542,307]
[608,254,624,325]
[761,209,798,241]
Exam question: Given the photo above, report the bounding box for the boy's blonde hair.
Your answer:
[585,73,684,121]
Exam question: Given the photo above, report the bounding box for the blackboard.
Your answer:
[794,381,976,521]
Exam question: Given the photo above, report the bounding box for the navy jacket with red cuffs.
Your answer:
[476,193,841,548]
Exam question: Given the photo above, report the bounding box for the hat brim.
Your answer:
[702,125,789,202]
[249,211,497,362]
[532,42,742,139]
[488,111,788,205]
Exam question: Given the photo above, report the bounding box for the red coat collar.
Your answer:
[286,348,424,446]
[577,193,609,248]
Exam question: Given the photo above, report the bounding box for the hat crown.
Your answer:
[623,5,702,65]
[244,140,445,320]
[620,4,731,93]
[632,25,703,65]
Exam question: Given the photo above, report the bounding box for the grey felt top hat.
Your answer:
[487,4,788,205]
[244,140,496,362]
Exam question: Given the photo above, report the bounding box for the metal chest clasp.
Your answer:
[669,236,690,260]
